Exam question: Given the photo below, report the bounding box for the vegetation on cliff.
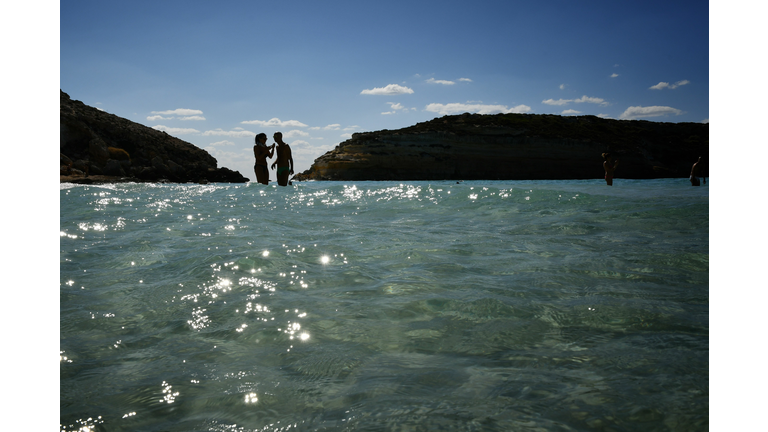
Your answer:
[60,90,248,183]
[295,113,708,181]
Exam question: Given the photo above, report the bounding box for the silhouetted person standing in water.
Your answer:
[690,156,707,186]
[603,153,619,186]
[253,133,275,185]
[271,132,294,186]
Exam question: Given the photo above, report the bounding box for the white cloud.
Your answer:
[611,73,619,78]
[573,95,607,105]
[597,113,612,119]
[344,125,360,131]
[562,109,581,115]
[147,115,171,121]
[559,84,566,90]
[360,84,414,95]
[542,95,608,106]
[151,125,200,135]
[208,140,235,146]
[284,130,309,138]
[289,140,336,157]
[381,102,413,115]
[649,80,690,90]
[340,133,353,139]
[310,124,341,131]
[542,98,570,106]
[201,128,256,138]
[203,147,252,175]
[241,118,308,128]
[701,119,709,124]
[458,78,472,82]
[425,103,531,116]
[179,115,206,121]
[151,108,204,116]
[619,105,683,120]
[426,78,455,85]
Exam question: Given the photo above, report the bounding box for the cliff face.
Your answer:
[294,113,708,181]
[60,90,248,183]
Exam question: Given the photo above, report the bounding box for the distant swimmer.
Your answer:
[689,156,707,186]
[602,153,619,186]
[253,133,275,185]
[271,132,294,186]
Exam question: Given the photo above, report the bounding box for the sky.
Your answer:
[58,0,711,179]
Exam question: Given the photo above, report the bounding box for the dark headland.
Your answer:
[60,90,248,184]
[294,113,708,181]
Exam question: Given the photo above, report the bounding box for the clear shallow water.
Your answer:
[60,179,709,431]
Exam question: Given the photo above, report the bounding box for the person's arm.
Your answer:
[271,147,279,169]
[288,147,294,173]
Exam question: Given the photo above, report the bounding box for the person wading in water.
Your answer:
[253,133,275,185]
[603,152,619,186]
[271,132,294,186]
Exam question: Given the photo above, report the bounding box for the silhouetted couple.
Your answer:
[253,132,294,186]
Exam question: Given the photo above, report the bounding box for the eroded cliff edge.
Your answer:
[60,90,248,183]
[294,113,708,181]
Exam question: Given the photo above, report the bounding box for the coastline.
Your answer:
[59,175,212,185]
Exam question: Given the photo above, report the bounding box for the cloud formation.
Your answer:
[562,109,581,115]
[208,140,235,147]
[284,130,309,138]
[360,84,414,95]
[241,118,308,128]
[147,108,206,122]
[619,105,683,120]
[382,102,415,115]
[201,128,256,138]
[151,109,204,116]
[425,103,531,116]
[458,78,472,82]
[426,78,455,85]
[542,95,608,106]
[310,124,341,131]
[649,80,690,90]
[151,125,201,135]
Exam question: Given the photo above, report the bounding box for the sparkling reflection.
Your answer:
[160,381,179,404]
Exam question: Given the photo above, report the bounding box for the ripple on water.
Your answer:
[60,181,708,431]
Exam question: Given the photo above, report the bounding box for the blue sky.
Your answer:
[59,0,710,178]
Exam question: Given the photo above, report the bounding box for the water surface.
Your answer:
[60,180,708,431]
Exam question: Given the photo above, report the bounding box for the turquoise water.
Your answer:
[60,180,709,431]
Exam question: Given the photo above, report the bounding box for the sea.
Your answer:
[60,179,709,431]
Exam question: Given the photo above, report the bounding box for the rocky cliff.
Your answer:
[294,113,708,181]
[60,90,248,183]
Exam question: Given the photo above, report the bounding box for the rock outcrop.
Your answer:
[60,90,248,183]
[294,113,708,181]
